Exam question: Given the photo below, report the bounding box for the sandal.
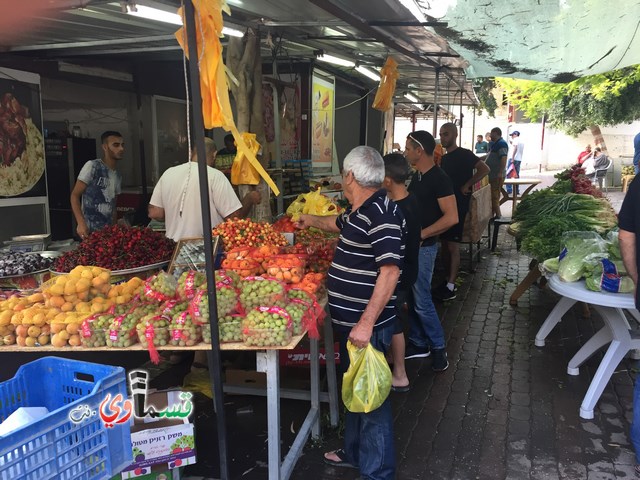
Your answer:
[391,384,410,393]
[323,449,357,469]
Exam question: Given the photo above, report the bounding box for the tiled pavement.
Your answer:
[287,223,638,480]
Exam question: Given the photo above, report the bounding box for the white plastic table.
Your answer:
[534,275,640,419]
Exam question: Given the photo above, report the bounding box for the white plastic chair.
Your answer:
[592,158,612,191]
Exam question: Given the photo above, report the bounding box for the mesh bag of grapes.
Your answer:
[143,271,177,303]
[159,299,189,318]
[287,287,325,339]
[188,289,210,326]
[203,313,244,344]
[176,270,207,301]
[239,276,287,311]
[81,312,114,348]
[136,313,171,364]
[169,311,202,347]
[285,298,315,336]
[217,269,242,288]
[242,306,293,347]
[189,282,239,325]
[107,307,140,348]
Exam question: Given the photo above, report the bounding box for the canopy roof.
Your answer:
[3,0,639,118]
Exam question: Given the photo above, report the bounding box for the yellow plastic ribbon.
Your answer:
[230,132,261,185]
[175,0,279,195]
[372,56,399,112]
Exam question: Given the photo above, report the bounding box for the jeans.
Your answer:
[336,323,396,480]
[635,163,640,175]
[408,243,445,350]
[631,375,640,463]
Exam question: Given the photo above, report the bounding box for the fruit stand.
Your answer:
[0,211,342,480]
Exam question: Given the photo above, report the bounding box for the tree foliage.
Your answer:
[473,78,498,117]
[495,65,640,136]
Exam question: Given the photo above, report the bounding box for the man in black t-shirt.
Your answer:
[436,123,489,301]
[404,130,458,372]
[618,176,640,470]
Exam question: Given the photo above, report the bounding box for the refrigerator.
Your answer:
[45,137,96,240]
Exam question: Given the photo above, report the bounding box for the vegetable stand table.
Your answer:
[534,274,640,419]
[500,178,542,216]
[0,322,339,480]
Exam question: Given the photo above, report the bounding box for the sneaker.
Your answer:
[433,283,457,301]
[405,344,431,359]
[431,348,449,372]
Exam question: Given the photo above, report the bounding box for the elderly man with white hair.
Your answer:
[297,145,406,480]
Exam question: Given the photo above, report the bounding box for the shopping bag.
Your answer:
[342,341,392,413]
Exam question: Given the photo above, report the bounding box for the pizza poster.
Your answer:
[311,73,334,169]
[0,68,45,198]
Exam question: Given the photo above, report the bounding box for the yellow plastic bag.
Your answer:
[372,57,398,112]
[342,341,392,413]
[285,189,343,221]
[230,132,261,185]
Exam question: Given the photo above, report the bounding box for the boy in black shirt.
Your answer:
[383,153,420,390]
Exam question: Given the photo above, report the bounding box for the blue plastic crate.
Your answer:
[0,357,132,480]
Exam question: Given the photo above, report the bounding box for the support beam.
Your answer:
[10,34,176,51]
[432,68,440,136]
[421,52,460,58]
[368,20,447,27]
[183,1,229,479]
[51,45,182,56]
[305,35,380,42]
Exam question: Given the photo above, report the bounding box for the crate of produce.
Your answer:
[0,357,132,480]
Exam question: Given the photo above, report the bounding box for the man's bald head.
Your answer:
[439,122,458,150]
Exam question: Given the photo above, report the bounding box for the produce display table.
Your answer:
[535,274,640,419]
[500,178,542,216]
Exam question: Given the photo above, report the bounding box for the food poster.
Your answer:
[0,69,46,198]
[311,73,334,168]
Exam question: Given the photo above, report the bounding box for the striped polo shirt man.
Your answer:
[327,189,406,328]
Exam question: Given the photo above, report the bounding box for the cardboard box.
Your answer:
[225,368,267,388]
[112,467,182,480]
[118,390,196,479]
[119,424,196,478]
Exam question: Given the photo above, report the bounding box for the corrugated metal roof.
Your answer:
[6,0,638,119]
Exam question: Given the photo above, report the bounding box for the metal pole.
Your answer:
[459,89,463,127]
[471,105,476,150]
[432,68,440,136]
[183,2,229,479]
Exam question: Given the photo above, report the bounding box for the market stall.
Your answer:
[507,165,618,305]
